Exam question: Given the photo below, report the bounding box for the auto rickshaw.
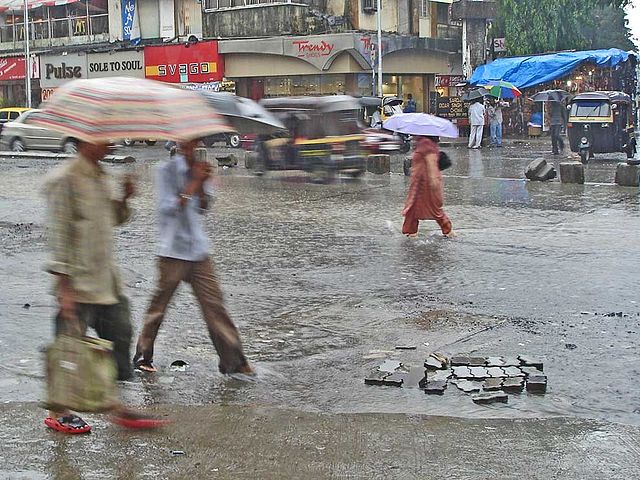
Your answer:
[253,95,366,181]
[567,91,637,164]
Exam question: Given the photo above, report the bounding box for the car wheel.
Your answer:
[227,134,241,148]
[62,139,77,154]
[145,140,157,146]
[123,138,135,147]
[11,138,25,152]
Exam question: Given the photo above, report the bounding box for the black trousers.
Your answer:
[55,295,133,381]
[551,125,564,153]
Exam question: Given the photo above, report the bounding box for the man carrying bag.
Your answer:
[43,140,168,433]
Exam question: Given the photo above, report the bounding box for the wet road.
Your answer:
[1,139,639,428]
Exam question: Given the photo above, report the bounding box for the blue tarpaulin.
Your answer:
[470,49,634,90]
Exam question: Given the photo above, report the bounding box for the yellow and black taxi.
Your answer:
[567,91,636,163]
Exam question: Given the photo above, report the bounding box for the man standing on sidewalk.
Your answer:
[44,141,166,433]
[134,140,253,375]
[468,99,486,149]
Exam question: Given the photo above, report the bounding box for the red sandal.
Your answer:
[44,414,92,434]
[109,409,171,430]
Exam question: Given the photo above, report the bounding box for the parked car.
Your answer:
[202,132,241,148]
[0,107,31,134]
[0,109,78,153]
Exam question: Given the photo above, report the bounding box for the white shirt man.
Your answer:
[468,100,486,149]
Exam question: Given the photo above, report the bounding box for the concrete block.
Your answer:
[559,162,585,184]
[615,162,640,187]
[483,378,503,391]
[525,158,556,181]
[424,380,448,395]
[518,355,544,370]
[364,369,388,386]
[216,154,238,167]
[472,392,508,404]
[453,379,481,393]
[366,154,390,174]
[501,377,525,393]
[526,375,548,394]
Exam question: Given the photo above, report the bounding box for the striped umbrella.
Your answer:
[29,77,232,143]
[478,80,522,99]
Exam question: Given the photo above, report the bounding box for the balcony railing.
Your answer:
[436,23,462,40]
[0,13,108,46]
[204,0,291,11]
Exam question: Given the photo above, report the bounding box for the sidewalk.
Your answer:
[2,403,639,479]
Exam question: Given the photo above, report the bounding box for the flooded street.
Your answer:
[1,140,639,430]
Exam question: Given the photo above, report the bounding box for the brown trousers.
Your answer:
[135,257,248,374]
[402,213,452,235]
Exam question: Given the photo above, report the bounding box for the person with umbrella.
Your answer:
[42,140,168,433]
[382,113,458,238]
[487,98,509,147]
[133,138,254,375]
[530,90,570,155]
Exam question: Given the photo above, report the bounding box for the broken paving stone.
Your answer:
[483,378,503,391]
[381,373,405,387]
[428,369,452,382]
[424,357,445,370]
[486,367,507,378]
[501,357,521,367]
[472,392,508,405]
[468,367,490,379]
[364,369,389,386]
[485,356,506,367]
[453,379,481,393]
[468,357,487,367]
[501,377,525,393]
[395,345,417,350]
[520,366,544,377]
[450,356,472,366]
[424,380,447,395]
[377,360,403,373]
[430,352,448,366]
[501,366,525,378]
[518,355,544,370]
[565,343,577,350]
[452,366,473,379]
[526,375,547,394]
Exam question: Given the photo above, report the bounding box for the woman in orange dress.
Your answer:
[402,136,455,237]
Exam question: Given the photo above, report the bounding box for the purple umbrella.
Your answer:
[382,113,459,138]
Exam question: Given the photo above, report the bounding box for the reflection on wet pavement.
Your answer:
[0,142,639,426]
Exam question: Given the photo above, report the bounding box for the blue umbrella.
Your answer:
[382,113,459,138]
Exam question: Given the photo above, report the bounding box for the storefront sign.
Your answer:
[292,40,335,59]
[87,51,144,78]
[0,56,39,81]
[40,53,87,88]
[493,38,506,52]
[436,96,469,120]
[144,41,223,83]
[121,0,141,43]
[41,88,56,103]
[434,75,465,87]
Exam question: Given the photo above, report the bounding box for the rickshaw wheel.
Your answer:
[579,150,589,164]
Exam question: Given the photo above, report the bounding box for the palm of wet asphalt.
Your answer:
[0,141,639,425]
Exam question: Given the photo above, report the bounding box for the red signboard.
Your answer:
[144,41,224,84]
[0,57,26,81]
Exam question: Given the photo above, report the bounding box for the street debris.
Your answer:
[169,360,189,372]
[364,353,547,403]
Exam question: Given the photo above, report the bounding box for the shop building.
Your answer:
[220,32,460,113]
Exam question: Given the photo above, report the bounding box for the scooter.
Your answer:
[397,133,411,153]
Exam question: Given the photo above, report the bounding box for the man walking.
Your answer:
[43,141,165,433]
[134,140,253,375]
[550,101,567,155]
[468,98,486,149]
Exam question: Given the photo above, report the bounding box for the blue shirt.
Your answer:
[155,154,214,261]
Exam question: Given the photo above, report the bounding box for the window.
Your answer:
[570,101,611,118]
[420,0,429,18]
[362,0,376,12]
[9,111,21,120]
[436,3,449,24]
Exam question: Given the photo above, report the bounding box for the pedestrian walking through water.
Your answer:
[549,101,567,155]
[133,139,253,375]
[42,140,168,434]
[402,136,455,238]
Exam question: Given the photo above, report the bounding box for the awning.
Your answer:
[0,0,82,12]
[470,48,635,90]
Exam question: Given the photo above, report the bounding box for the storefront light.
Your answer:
[567,80,572,87]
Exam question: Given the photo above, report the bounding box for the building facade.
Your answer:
[0,0,473,112]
